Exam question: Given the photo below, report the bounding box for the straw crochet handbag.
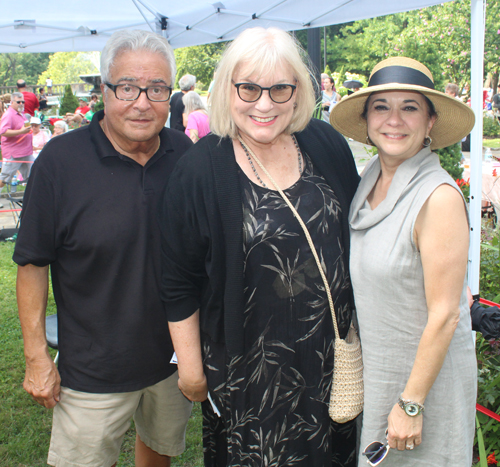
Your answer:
[238,135,364,424]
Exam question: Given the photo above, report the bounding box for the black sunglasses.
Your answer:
[16,101,25,104]
[233,82,297,104]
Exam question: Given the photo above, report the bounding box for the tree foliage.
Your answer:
[174,43,227,90]
[0,53,50,86]
[301,0,498,93]
[60,85,79,115]
[484,0,500,93]
[38,52,99,85]
[435,144,463,181]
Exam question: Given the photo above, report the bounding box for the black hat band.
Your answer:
[368,65,435,90]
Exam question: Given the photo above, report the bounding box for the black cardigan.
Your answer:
[159,118,360,356]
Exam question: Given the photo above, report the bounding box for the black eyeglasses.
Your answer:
[362,438,390,466]
[15,101,25,104]
[105,83,172,102]
[233,82,297,104]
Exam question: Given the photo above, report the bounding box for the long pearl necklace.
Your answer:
[237,134,303,189]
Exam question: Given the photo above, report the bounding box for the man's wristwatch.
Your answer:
[398,396,425,417]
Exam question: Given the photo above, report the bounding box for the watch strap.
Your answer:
[398,396,425,416]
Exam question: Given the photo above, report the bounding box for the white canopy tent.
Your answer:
[0,0,473,52]
[0,0,486,295]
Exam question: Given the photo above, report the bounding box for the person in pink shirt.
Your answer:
[31,117,50,158]
[0,92,34,188]
[182,91,210,143]
[17,79,39,117]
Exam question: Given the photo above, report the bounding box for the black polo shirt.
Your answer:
[14,110,192,393]
[169,91,185,131]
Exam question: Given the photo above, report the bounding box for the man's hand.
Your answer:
[17,264,56,408]
[178,373,208,402]
[23,354,61,408]
[3,126,31,137]
[20,125,31,134]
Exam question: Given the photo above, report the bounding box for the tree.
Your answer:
[60,85,79,115]
[398,3,471,90]
[295,0,497,93]
[38,52,99,85]
[0,53,50,86]
[94,98,104,113]
[436,144,463,181]
[174,43,226,89]
[485,0,500,93]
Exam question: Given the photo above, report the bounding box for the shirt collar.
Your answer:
[89,110,175,165]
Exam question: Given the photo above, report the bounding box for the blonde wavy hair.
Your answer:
[210,27,316,139]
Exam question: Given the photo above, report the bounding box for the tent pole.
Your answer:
[323,26,327,72]
[468,0,486,296]
[307,27,321,99]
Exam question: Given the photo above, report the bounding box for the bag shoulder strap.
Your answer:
[237,135,341,341]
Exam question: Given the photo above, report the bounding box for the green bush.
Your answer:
[94,98,104,113]
[59,85,79,116]
[480,227,500,303]
[484,113,500,138]
[476,334,500,461]
[474,225,500,462]
[435,143,463,181]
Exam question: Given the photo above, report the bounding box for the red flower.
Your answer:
[487,452,497,465]
[456,178,470,188]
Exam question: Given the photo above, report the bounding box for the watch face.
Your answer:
[405,403,420,416]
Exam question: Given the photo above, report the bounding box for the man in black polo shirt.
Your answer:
[169,74,196,132]
[14,30,193,467]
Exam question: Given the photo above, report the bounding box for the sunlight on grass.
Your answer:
[484,139,500,149]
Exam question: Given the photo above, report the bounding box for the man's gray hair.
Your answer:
[100,30,176,87]
[11,92,23,101]
[179,74,196,91]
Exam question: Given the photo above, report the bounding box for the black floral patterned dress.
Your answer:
[202,153,357,467]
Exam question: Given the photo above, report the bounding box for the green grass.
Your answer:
[484,138,500,149]
[0,242,203,466]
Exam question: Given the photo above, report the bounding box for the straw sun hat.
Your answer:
[329,57,475,150]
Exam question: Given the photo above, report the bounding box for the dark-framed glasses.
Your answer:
[233,82,296,104]
[16,100,25,104]
[105,83,172,102]
[362,439,390,466]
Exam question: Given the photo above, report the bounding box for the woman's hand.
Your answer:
[169,310,207,402]
[387,403,423,451]
[178,372,208,402]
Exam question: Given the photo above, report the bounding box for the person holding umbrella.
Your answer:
[344,79,363,95]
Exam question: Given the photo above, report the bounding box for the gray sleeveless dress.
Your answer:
[349,148,477,466]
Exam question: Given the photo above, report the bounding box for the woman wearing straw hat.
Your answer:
[330,57,477,466]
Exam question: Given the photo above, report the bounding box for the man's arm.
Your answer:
[17,264,61,408]
[2,126,31,137]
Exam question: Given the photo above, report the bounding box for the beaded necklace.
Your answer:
[237,134,303,188]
